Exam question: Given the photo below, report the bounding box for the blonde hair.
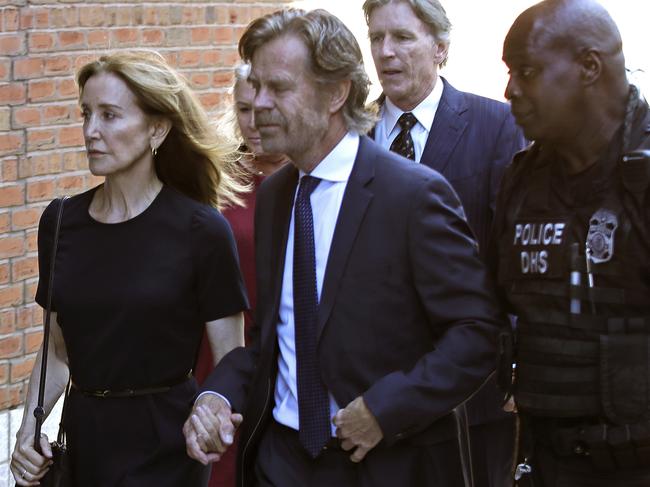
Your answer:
[77,50,246,209]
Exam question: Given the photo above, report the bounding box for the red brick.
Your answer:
[0,263,9,285]
[213,71,234,88]
[12,106,41,127]
[26,179,55,202]
[4,7,19,31]
[20,153,62,178]
[25,230,37,253]
[0,58,9,81]
[190,73,211,89]
[12,256,37,281]
[14,57,44,80]
[26,128,55,151]
[73,53,95,71]
[9,355,34,383]
[0,363,7,384]
[28,79,56,102]
[28,31,54,51]
[20,7,49,30]
[36,153,63,174]
[0,184,24,206]
[0,235,23,258]
[87,29,109,47]
[24,281,37,302]
[198,92,223,111]
[0,333,22,358]
[0,82,26,105]
[0,383,24,409]
[191,27,212,44]
[25,330,43,354]
[79,5,105,27]
[202,50,221,67]
[58,78,78,99]
[11,207,41,230]
[43,104,71,124]
[58,174,84,192]
[114,6,132,26]
[215,26,234,45]
[179,50,201,68]
[59,30,84,48]
[142,29,163,46]
[182,6,201,24]
[49,7,79,29]
[1,158,18,181]
[44,55,72,75]
[0,310,17,335]
[0,32,24,55]
[0,286,22,310]
[111,28,138,46]
[17,305,37,330]
[0,212,10,233]
[59,126,83,147]
[0,132,23,156]
[62,151,85,171]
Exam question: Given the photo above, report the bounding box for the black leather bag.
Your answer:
[33,197,71,487]
[39,435,70,487]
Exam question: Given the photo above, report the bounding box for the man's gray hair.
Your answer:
[238,8,377,134]
[362,0,452,66]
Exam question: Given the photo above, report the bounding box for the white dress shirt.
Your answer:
[373,77,443,163]
[273,132,359,435]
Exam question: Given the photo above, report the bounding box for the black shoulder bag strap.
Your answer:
[33,196,68,451]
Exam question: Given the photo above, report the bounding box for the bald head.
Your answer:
[506,0,625,77]
[502,0,631,147]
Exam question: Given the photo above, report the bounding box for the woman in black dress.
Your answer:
[10,50,248,487]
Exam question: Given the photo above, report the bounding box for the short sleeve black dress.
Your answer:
[35,185,248,487]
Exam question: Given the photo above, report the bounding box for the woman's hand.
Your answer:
[10,431,53,486]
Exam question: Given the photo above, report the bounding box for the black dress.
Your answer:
[35,185,248,487]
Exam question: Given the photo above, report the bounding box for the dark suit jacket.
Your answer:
[373,78,527,425]
[203,136,505,486]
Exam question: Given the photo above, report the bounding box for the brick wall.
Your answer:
[0,0,291,413]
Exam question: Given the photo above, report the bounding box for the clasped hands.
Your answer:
[184,394,383,464]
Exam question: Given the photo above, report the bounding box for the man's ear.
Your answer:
[150,117,173,152]
[579,48,602,85]
[328,79,352,115]
[432,41,449,66]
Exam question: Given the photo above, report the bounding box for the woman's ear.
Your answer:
[150,117,173,153]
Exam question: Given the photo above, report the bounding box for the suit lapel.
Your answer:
[420,78,468,175]
[316,136,375,341]
[267,166,298,333]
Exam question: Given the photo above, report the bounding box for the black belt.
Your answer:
[72,372,192,398]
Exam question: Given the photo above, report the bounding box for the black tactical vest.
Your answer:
[496,96,650,426]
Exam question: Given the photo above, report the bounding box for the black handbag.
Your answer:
[33,197,71,487]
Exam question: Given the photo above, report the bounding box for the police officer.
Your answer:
[492,0,650,485]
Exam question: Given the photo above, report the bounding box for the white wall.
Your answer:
[293,0,650,101]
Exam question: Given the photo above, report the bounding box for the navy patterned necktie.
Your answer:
[389,112,418,160]
[293,175,330,458]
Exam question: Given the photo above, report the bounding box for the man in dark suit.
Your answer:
[184,8,505,487]
[363,1,527,485]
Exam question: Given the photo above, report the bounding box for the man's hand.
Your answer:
[183,393,243,465]
[333,396,383,463]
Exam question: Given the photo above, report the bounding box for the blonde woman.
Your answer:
[10,51,248,486]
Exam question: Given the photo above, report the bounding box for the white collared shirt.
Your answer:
[273,131,359,435]
[374,77,444,163]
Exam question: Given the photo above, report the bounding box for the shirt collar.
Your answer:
[382,76,444,134]
[300,131,359,183]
